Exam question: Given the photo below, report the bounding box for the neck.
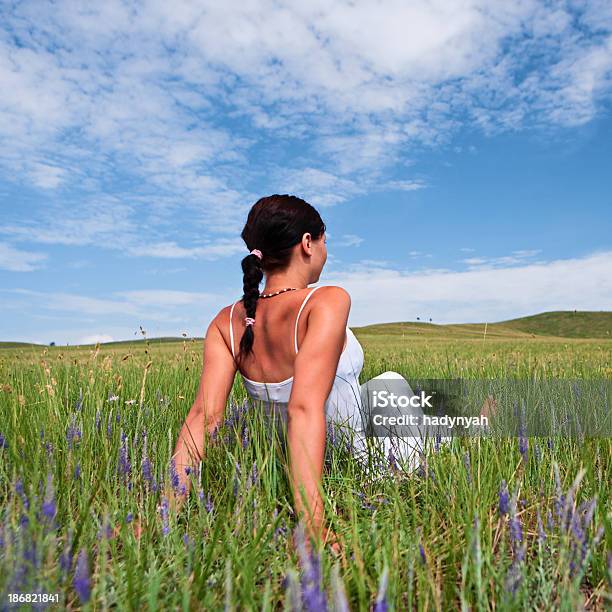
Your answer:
[262,268,310,292]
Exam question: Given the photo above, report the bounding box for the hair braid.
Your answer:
[238,252,263,360]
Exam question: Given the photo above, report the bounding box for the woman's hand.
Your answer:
[291,523,344,559]
[323,526,343,558]
[111,517,143,541]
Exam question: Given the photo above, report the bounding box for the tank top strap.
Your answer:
[229,300,239,359]
[294,285,323,354]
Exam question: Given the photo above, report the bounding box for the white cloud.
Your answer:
[116,290,221,307]
[1,0,611,251]
[460,249,542,269]
[4,287,226,321]
[383,179,427,192]
[0,285,238,343]
[126,239,245,259]
[79,334,114,345]
[324,250,612,325]
[0,242,47,271]
[335,234,364,248]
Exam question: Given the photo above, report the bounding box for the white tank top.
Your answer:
[229,286,365,429]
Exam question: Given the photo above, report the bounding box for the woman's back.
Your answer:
[222,285,365,426]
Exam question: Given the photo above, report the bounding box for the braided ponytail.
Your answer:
[237,194,326,362]
[238,252,263,360]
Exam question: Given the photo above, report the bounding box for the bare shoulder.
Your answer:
[209,301,241,334]
[310,285,351,311]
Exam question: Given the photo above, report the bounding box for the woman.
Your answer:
[166,194,490,552]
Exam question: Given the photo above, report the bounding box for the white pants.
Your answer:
[347,371,450,476]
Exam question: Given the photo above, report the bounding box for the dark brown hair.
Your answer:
[238,194,326,361]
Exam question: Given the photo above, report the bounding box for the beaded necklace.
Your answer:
[259,287,300,298]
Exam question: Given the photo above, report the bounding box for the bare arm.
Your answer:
[166,311,237,512]
[285,287,351,544]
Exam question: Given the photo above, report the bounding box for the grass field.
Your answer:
[0,313,610,610]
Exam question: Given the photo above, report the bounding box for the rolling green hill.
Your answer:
[487,311,612,338]
[355,311,611,339]
[2,311,610,349]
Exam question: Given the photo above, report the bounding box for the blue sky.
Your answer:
[0,1,611,344]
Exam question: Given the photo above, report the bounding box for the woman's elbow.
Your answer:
[188,400,223,426]
[287,400,325,422]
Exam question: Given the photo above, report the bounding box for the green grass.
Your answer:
[0,332,610,610]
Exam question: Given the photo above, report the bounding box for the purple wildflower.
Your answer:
[160,497,170,536]
[504,552,524,596]
[97,517,113,540]
[581,498,597,529]
[45,440,53,456]
[41,472,56,521]
[294,522,328,611]
[23,539,39,570]
[570,511,585,547]
[118,430,131,481]
[419,543,426,565]
[169,458,180,492]
[357,491,375,512]
[0,432,7,449]
[373,566,389,612]
[518,436,528,464]
[183,533,190,547]
[205,492,214,513]
[499,480,510,516]
[74,463,81,480]
[126,512,133,523]
[66,415,81,450]
[250,461,258,487]
[504,491,527,595]
[15,478,29,510]
[509,494,523,547]
[536,510,546,543]
[141,436,154,489]
[73,549,91,603]
[534,443,541,464]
